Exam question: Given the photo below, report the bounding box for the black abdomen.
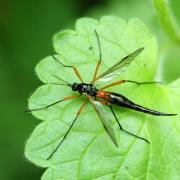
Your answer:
[109,93,175,116]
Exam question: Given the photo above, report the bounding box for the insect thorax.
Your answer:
[72,83,97,96]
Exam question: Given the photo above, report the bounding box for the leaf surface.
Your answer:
[25,16,180,180]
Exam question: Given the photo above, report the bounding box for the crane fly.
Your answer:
[26,30,176,160]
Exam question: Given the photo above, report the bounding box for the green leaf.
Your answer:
[153,0,180,46]
[25,16,180,179]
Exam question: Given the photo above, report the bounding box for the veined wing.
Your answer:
[94,47,144,84]
[90,99,118,147]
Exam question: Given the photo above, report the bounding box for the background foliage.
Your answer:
[0,0,180,179]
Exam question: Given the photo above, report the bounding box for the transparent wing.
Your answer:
[90,99,118,147]
[94,47,144,84]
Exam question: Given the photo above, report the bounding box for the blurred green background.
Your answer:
[0,0,179,179]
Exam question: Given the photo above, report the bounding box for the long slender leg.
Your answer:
[92,30,102,83]
[50,74,71,87]
[109,105,150,144]
[125,80,161,85]
[26,95,80,112]
[100,80,125,90]
[47,98,88,160]
[100,80,160,90]
[49,82,69,87]
[52,55,83,82]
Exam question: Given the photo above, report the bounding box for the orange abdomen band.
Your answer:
[96,91,111,100]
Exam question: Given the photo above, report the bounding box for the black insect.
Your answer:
[27,30,176,160]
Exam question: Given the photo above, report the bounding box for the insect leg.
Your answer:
[52,55,83,82]
[25,95,80,112]
[92,30,102,83]
[46,98,88,160]
[100,80,160,90]
[109,105,150,144]
[125,80,161,85]
[100,80,126,90]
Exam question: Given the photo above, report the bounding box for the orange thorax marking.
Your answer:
[97,91,110,99]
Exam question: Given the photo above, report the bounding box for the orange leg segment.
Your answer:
[92,60,101,83]
[100,80,159,90]
[100,80,126,90]
[52,55,83,82]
